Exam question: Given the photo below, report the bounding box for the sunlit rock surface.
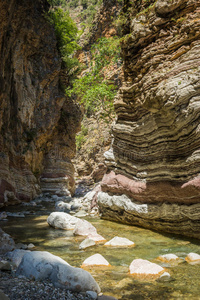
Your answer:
[129,259,165,280]
[104,236,135,247]
[81,253,110,268]
[185,252,200,265]
[0,0,81,207]
[100,0,200,239]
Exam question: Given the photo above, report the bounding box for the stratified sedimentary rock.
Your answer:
[99,0,200,239]
[0,0,81,207]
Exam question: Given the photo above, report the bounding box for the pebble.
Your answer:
[86,291,98,299]
[0,270,95,300]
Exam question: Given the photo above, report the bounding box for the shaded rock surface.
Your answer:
[16,251,101,293]
[0,0,81,207]
[0,228,15,255]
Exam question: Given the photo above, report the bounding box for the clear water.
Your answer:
[1,204,200,300]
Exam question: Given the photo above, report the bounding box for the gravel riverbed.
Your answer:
[0,270,95,300]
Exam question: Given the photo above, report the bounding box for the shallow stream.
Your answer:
[1,201,200,300]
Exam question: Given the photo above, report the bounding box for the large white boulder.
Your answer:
[129,259,165,280]
[16,251,101,293]
[104,236,135,247]
[47,212,79,230]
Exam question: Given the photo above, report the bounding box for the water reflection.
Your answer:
[0,205,200,299]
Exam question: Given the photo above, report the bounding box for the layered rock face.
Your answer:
[99,0,200,238]
[0,0,81,206]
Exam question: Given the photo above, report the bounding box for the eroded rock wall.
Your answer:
[0,0,81,206]
[100,0,200,239]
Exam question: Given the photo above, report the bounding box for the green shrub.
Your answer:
[66,37,121,120]
[47,7,80,76]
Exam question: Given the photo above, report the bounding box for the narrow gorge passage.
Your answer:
[1,0,200,299]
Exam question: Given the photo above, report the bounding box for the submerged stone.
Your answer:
[104,236,135,247]
[79,238,96,250]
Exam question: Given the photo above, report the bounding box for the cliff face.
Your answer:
[99,0,200,239]
[0,0,81,207]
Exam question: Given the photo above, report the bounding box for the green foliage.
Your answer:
[76,124,88,149]
[47,6,80,75]
[91,37,120,74]
[66,37,121,120]
[48,0,66,7]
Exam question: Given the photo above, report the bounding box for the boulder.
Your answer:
[79,238,96,250]
[104,236,135,247]
[47,212,79,230]
[129,259,165,280]
[55,201,71,212]
[185,253,200,265]
[0,228,15,255]
[73,219,97,236]
[16,251,101,293]
[7,249,30,268]
[81,254,110,268]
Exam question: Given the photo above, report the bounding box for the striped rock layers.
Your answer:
[0,0,81,206]
[99,0,200,239]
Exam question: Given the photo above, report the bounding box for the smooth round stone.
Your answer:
[157,254,181,264]
[47,212,79,230]
[81,254,111,267]
[27,243,35,250]
[129,259,165,280]
[88,234,106,244]
[104,236,135,247]
[86,291,98,300]
[157,272,171,282]
[79,238,96,250]
[185,252,200,264]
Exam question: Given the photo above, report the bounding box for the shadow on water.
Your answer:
[1,203,200,299]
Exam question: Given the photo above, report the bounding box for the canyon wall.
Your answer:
[0,0,81,207]
[99,0,200,239]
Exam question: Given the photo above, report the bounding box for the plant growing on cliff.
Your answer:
[47,7,80,76]
[66,36,121,120]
